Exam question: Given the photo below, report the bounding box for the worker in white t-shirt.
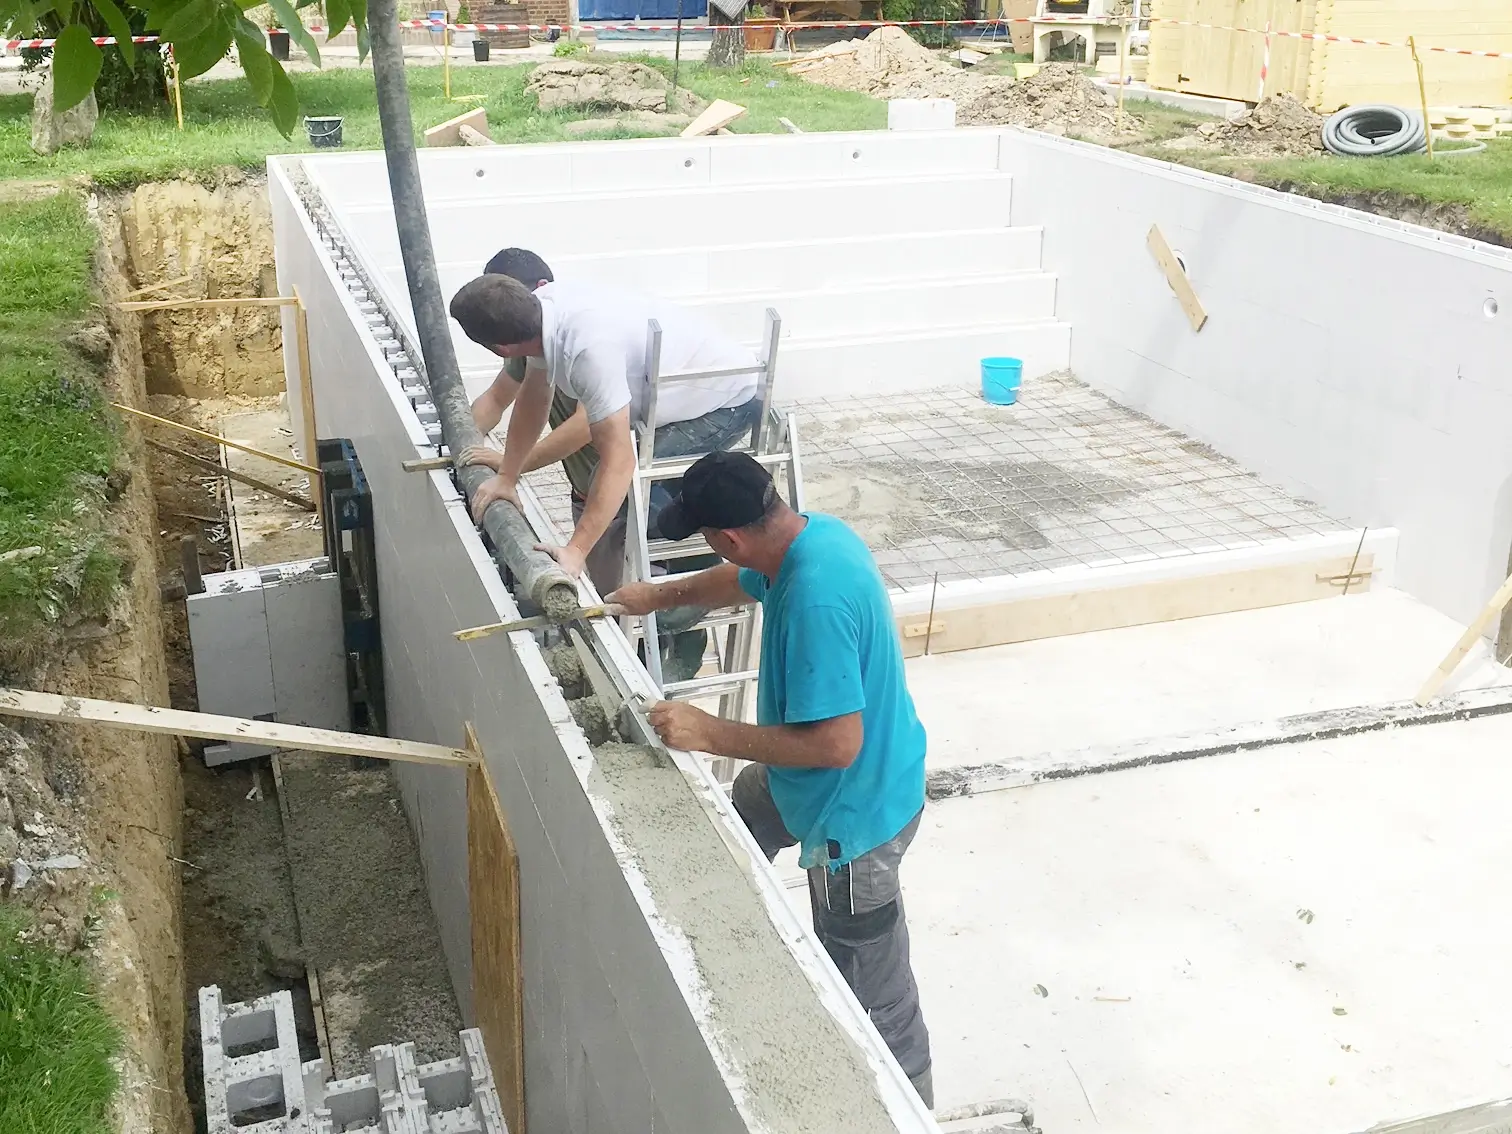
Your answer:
[448,272,760,586]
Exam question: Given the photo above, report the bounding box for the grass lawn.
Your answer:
[1251,140,1512,241]
[0,912,119,1134]
[0,191,120,655]
[0,56,884,186]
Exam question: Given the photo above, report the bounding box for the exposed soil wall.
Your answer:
[0,195,192,1133]
[119,170,284,399]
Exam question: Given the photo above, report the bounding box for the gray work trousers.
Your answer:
[731,764,934,1108]
[573,401,761,681]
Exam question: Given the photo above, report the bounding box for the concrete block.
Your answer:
[199,986,306,1134]
[188,569,276,764]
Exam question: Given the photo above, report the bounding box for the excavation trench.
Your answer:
[98,177,464,1130]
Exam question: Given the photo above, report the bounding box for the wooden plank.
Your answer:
[291,290,323,524]
[896,553,1375,658]
[121,274,193,301]
[1147,225,1209,333]
[0,688,476,768]
[402,456,454,472]
[681,99,748,138]
[1415,570,1512,705]
[425,106,490,147]
[465,723,525,1134]
[114,402,322,475]
[118,295,297,312]
[145,438,316,512]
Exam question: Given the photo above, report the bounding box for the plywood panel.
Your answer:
[467,733,526,1134]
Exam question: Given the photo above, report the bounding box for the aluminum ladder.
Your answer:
[621,309,806,775]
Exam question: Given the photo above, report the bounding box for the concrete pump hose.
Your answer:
[1322,104,1426,157]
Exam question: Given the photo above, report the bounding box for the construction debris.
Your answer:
[525,59,702,116]
[683,99,748,138]
[789,27,1139,138]
[1203,93,1326,157]
[425,107,492,148]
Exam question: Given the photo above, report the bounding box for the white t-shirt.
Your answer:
[536,281,757,428]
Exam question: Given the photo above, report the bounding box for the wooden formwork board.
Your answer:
[465,725,525,1134]
[896,552,1375,658]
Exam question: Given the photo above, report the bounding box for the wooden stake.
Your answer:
[465,724,526,1134]
[0,687,476,767]
[1409,36,1434,160]
[1414,572,1512,705]
[403,456,454,473]
[145,438,316,512]
[113,402,322,475]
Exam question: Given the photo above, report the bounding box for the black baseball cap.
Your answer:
[657,451,776,542]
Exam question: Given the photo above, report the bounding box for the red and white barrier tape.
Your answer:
[8,14,1509,60]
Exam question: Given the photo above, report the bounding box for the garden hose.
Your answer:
[1322,104,1488,157]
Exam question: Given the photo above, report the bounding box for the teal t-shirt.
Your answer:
[739,513,927,871]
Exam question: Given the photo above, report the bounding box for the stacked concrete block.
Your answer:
[200,986,307,1133]
[202,986,507,1134]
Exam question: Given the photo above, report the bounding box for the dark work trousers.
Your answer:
[731,763,934,1109]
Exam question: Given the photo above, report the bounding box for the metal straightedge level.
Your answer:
[200,986,507,1133]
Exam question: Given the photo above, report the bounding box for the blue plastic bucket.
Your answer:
[428,8,447,35]
[981,357,1023,405]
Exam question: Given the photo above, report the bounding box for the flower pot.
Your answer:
[473,37,490,61]
[743,17,781,52]
[268,28,290,60]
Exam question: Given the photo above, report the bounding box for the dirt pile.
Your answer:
[526,59,702,116]
[1206,93,1325,157]
[791,28,1138,137]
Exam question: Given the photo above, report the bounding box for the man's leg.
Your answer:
[808,811,933,1109]
[729,764,796,863]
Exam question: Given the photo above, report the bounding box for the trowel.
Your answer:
[568,629,666,764]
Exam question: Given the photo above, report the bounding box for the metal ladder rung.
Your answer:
[640,449,794,483]
[664,670,762,699]
[656,363,768,384]
[624,607,754,638]
[646,536,713,559]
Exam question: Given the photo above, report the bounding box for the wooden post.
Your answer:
[291,289,324,530]
[465,724,526,1134]
[1409,36,1434,160]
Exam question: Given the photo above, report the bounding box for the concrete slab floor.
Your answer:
[904,714,1512,1132]
[795,373,1348,590]
[908,589,1512,774]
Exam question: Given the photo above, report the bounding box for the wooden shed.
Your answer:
[1147,0,1512,110]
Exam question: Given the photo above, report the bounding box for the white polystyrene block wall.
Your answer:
[999,130,1512,627]
[888,99,957,131]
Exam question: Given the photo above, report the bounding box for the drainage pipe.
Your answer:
[365,0,578,619]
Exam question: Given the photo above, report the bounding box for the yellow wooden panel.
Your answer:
[1147,0,1189,92]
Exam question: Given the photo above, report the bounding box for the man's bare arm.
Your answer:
[521,403,590,475]
[610,563,749,615]
[497,367,553,485]
[568,409,635,559]
[649,706,863,769]
[470,364,522,434]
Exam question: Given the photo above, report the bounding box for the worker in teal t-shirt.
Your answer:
[608,450,934,1110]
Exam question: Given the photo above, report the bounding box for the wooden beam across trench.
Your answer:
[0,687,528,1129]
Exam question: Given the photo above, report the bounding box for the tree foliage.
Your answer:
[2,0,372,134]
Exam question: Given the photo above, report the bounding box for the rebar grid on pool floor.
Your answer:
[795,373,1346,590]
[514,372,1347,592]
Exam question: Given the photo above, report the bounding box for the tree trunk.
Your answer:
[707,6,746,68]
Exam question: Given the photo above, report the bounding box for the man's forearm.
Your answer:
[570,450,633,555]
[700,716,856,769]
[521,410,590,475]
[499,381,549,483]
[651,563,749,612]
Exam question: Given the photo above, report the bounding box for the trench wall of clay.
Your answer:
[1000,130,1512,627]
[268,159,927,1134]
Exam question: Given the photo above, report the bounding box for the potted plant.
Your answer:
[268,21,291,60]
[742,3,782,52]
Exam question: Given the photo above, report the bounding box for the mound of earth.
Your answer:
[1204,93,1325,157]
[526,60,702,116]
[790,27,1139,138]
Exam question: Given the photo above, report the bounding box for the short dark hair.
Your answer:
[483,247,554,286]
[449,274,543,348]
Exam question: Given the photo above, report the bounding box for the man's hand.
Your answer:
[458,445,503,472]
[535,542,587,578]
[470,474,519,524]
[605,581,661,616]
[648,701,719,753]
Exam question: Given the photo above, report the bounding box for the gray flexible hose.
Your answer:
[1323,104,1427,156]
